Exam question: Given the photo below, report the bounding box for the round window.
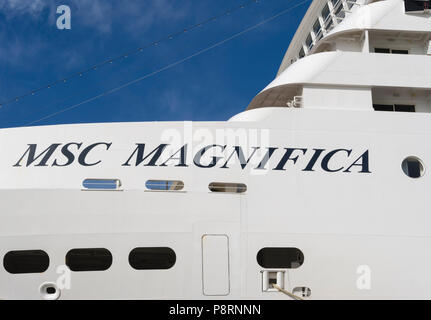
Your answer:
[402,157,425,179]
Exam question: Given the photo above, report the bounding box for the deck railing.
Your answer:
[291,0,361,65]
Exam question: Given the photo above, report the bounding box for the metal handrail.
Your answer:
[291,0,362,65]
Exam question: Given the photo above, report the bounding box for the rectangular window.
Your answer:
[313,20,322,41]
[375,48,391,53]
[373,104,415,112]
[405,0,431,13]
[391,49,409,54]
[334,2,345,19]
[306,34,313,50]
[373,104,394,111]
[375,48,409,54]
[395,105,415,112]
[313,19,321,34]
[299,47,305,58]
[322,4,330,21]
[325,16,334,31]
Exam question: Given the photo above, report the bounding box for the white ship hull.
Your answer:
[1,107,430,299]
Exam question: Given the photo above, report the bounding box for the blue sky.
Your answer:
[0,0,309,128]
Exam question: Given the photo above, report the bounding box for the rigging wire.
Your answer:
[0,0,263,108]
[25,0,311,126]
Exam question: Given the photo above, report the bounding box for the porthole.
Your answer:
[129,247,176,270]
[3,250,49,274]
[66,248,112,272]
[257,248,304,269]
[402,157,425,179]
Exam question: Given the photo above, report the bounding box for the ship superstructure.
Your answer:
[243,0,431,114]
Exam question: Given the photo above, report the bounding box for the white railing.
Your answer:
[292,0,362,64]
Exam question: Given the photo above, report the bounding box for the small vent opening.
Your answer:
[46,286,56,294]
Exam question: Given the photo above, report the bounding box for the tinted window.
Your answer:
[4,250,49,274]
[146,180,184,191]
[129,247,176,270]
[373,104,415,112]
[405,0,431,12]
[373,104,394,112]
[375,48,391,53]
[348,0,357,9]
[322,4,330,20]
[257,248,304,269]
[66,248,112,272]
[313,20,323,41]
[395,105,415,112]
[402,157,425,179]
[299,47,305,58]
[335,2,345,19]
[313,20,321,34]
[392,49,409,54]
[306,34,313,49]
[209,182,247,194]
[325,17,333,30]
[83,179,121,190]
[406,160,421,178]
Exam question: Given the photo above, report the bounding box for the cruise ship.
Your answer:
[1,0,431,300]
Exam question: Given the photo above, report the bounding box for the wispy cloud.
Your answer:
[0,29,45,66]
[0,0,54,19]
[115,0,191,37]
[0,0,190,33]
[71,0,113,33]
[0,0,192,70]
[73,0,190,34]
